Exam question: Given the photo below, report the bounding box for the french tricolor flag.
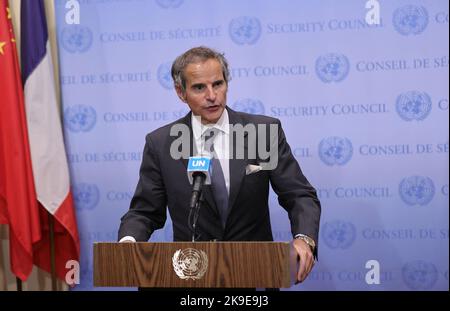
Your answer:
[21,0,79,281]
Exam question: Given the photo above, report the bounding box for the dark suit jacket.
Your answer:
[118,107,321,254]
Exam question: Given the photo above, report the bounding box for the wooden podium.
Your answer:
[93,242,296,288]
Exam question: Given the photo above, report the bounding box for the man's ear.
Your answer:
[175,84,187,103]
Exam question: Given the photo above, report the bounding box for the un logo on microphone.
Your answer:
[399,176,435,206]
[322,220,356,250]
[229,16,262,45]
[157,62,174,90]
[319,137,353,166]
[396,91,432,121]
[402,260,438,290]
[231,98,265,115]
[72,183,100,211]
[315,53,350,83]
[64,104,97,133]
[60,26,93,53]
[155,0,183,9]
[393,5,429,36]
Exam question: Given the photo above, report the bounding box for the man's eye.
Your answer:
[193,85,205,91]
[213,81,224,88]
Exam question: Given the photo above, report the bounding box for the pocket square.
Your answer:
[245,164,262,175]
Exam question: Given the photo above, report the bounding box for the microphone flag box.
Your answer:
[187,156,212,185]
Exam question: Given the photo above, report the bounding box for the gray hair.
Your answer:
[171,46,231,91]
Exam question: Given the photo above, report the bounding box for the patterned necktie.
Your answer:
[203,128,229,228]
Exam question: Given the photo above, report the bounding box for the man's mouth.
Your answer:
[204,105,220,112]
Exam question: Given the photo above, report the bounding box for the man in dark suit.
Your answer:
[118,46,321,284]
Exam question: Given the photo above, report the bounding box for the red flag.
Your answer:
[0,0,41,281]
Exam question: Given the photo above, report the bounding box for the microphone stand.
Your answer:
[189,192,204,242]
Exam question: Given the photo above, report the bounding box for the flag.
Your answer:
[20,0,80,281]
[0,0,41,281]
[0,0,80,282]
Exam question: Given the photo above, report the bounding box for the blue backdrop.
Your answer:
[54,0,449,290]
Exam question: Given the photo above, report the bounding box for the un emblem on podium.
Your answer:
[172,248,208,280]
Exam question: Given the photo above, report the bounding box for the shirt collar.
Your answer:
[192,107,229,140]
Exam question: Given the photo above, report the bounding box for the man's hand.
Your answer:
[119,236,136,243]
[292,238,315,284]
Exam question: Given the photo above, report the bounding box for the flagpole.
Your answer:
[48,212,57,291]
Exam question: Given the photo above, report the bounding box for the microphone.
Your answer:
[187,156,212,241]
[187,156,212,209]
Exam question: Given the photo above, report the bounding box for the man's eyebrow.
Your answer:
[191,82,205,88]
[190,79,224,88]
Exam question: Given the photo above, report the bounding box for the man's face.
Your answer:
[176,58,227,124]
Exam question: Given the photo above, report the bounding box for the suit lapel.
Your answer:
[178,112,192,170]
[227,108,248,212]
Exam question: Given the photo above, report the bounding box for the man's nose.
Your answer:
[205,85,216,101]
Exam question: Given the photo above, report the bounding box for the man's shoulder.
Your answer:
[232,109,281,126]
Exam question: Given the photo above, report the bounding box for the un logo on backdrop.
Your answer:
[319,137,353,166]
[396,91,432,121]
[402,260,438,290]
[158,62,174,90]
[72,183,100,210]
[322,220,356,249]
[399,176,435,206]
[231,99,265,115]
[155,0,183,9]
[393,5,429,36]
[315,53,350,83]
[229,16,262,45]
[64,105,97,133]
[60,26,93,53]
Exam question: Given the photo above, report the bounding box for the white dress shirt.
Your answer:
[191,108,230,195]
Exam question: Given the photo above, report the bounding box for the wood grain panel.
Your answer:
[94,242,291,288]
